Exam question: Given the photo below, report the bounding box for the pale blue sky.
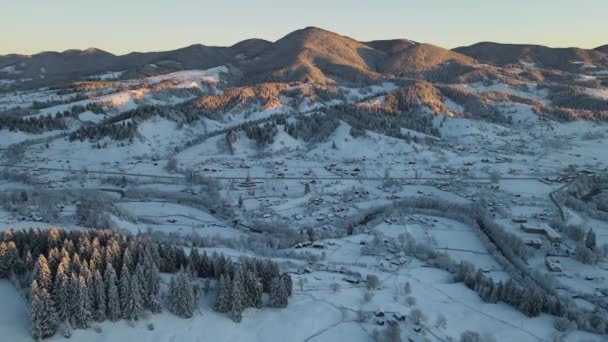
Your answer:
[1,0,606,55]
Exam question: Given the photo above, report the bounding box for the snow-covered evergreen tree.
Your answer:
[32,255,52,291]
[243,270,259,308]
[168,269,195,318]
[230,267,245,322]
[122,248,133,271]
[135,263,147,302]
[105,263,121,321]
[0,241,18,277]
[54,269,70,322]
[261,260,279,293]
[68,274,91,329]
[199,251,212,278]
[269,276,288,308]
[123,274,142,320]
[93,270,106,321]
[31,280,59,339]
[143,256,161,313]
[214,274,232,312]
[119,262,131,318]
[189,248,201,276]
[71,253,82,275]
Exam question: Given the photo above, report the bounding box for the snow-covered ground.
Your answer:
[2,67,608,341]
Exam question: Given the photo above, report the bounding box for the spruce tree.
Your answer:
[31,280,59,339]
[200,251,211,278]
[52,262,66,303]
[54,269,70,323]
[269,276,288,308]
[0,241,18,277]
[261,260,279,293]
[214,274,232,313]
[93,270,106,321]
[144,257,161,313]
[168,269,195,318]
[243,270,257,308]
[230,269,244,322]
[105,263,121,321]
[89,248,102,271]
[190,249,201,276]
[135,263,147,304]
[124,274,142,320]
[71,253,82,275]
[119,263,131,319]
[122,248,133,271]
[32,255,52,291]
[251,274,263,309]
[69,274,91,329]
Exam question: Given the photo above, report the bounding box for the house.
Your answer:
[525,239,542,249]
[512,217,528,224]
[520,223,562,243]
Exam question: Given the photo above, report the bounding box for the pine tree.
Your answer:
[261,260,279,293]
[269,276,288,308]
[144,257,161,313]
[135,263,147,305]
[190,249,201,276]
[200,251,213,278]
[71,253,82,275]
[213,254,226,279]
[230,267,244,322]
[0,241,18,277]
[69,274,91,329]
[31,280,59,339]
[89,248,102,271]
[105,263,121,321]
[52,261,66,301]
[214,274,232,312]
[32,255,52,291]
[119,263,131,319]
[54,269,70,322]
[122,248,133,271]
[93,270,106,321]
[243,270,257,308]
[168,269,195,318]
[123,274,142,320]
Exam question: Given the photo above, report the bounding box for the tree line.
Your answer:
[0,102,105,134]
[0,227,292,339]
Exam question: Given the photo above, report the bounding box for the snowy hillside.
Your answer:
[1,27,608,342]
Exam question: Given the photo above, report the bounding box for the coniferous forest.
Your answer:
[0,228,292,339]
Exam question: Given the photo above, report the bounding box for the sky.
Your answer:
[1,0,606,55]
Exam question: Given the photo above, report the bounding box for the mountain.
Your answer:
[1,27,607,90]
[595,44,608,54]
[454,42,608,70]
[0,48,117,81]
[242,27,385,84]
[375,41,478,75]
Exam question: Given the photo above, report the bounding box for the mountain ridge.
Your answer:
[1,26,607,89]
